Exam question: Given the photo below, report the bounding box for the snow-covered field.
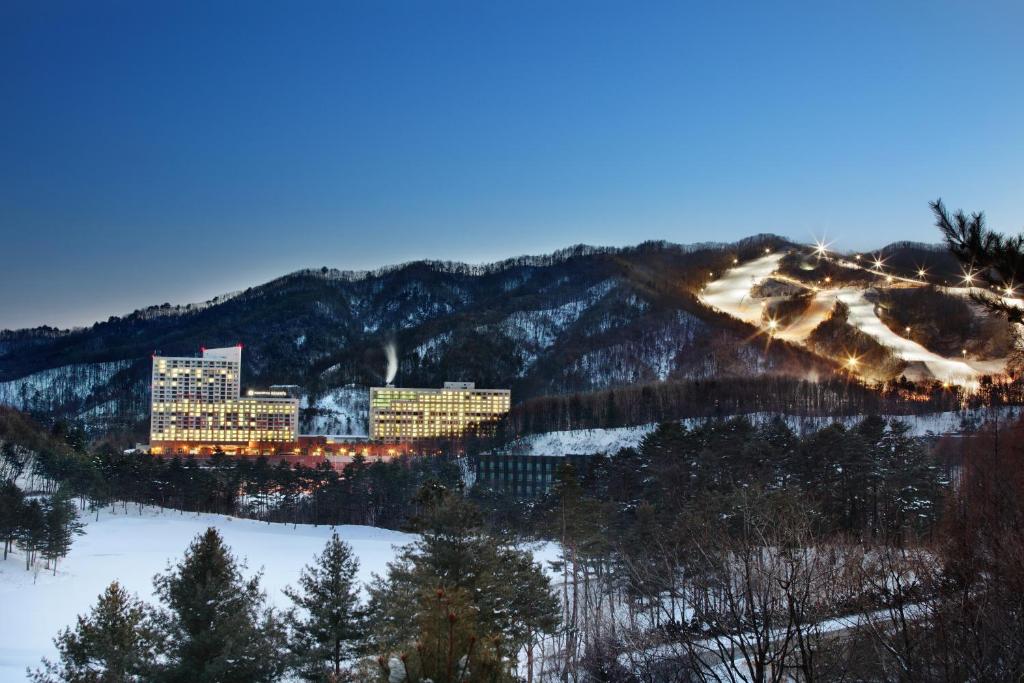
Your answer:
[0,509,415,681]
[699,253,1006,384]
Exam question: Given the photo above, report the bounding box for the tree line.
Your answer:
[7,434,463,531]
[500,374,1024,436]
[1,480,83,573]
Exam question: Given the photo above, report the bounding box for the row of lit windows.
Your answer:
[372,395,509,404]
[156,359,236,367]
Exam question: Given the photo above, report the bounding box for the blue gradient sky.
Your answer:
[2,1,1022,329]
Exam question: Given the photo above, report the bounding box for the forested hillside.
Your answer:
[1,237,841,432]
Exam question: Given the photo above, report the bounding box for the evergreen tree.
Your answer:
[284,532,365,681]
[17,498,47,570]
[42,488,85,574]
[375,587,515,683]
[0,480,25,560]
[30,581,158,683]
[367,490,558,676]
[151,527,286,682]
[932,198,1024,323]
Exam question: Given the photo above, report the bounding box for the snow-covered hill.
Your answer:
[0,236,825,429]
[503,406,1022,455]
[301,385,370,436]
[0,360,133,413]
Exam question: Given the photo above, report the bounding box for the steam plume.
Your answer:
[384,342,398,385]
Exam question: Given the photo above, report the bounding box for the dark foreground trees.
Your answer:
[30,528,286,683]
[367,489,560,682]
[151,528,287,682]
[284,532,365,681]
[932,198,1024,323]
[30,582,158,683]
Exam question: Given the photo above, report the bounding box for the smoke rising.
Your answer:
[384,342,398,385]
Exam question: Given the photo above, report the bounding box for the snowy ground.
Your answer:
[301,385,369,436]
[504,407,1022,455]
[0,508,415,681]
[699,254,1007,384]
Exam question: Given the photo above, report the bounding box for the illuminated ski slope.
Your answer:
[699,253,1000,384]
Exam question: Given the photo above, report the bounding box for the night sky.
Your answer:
[2,1,1022,329]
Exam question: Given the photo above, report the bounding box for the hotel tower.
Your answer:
[149,345,299,455]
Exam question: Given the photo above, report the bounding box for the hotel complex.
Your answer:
[149,346,300,455]
[370,382,511,442]
[147,345,511,457]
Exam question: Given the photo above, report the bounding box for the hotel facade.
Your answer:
[369,382,511,442]
[149,346,300,455]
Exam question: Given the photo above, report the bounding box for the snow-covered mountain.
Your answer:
[2,236,1010,435]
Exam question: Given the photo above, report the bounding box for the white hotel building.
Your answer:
[369,382,511,442]
[149,345,299,455]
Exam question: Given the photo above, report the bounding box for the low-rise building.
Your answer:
[473,453,597,497]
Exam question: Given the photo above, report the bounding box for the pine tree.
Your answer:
[375,587,515,683]
[932,198,1024,323]
[151,527,286,682]
[367,491,559,678]
[284,532,365,681]
[0,480,25,561]
[30,581,158,683]
[17,498,47,570]
[42,488,85,574]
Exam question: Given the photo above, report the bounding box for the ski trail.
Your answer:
[700,253,995,384]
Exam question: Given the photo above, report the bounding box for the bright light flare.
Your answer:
[962,270,976,285]
[846,355,859,370]
[917,267,927,278]
[813,238,832,258]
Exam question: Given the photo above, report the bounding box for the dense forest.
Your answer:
[501,373,1022,436]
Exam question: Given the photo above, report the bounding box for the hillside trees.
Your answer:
[0,479,24,559]
[41,488,85,574]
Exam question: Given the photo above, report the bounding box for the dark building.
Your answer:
[473,453,597,498]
